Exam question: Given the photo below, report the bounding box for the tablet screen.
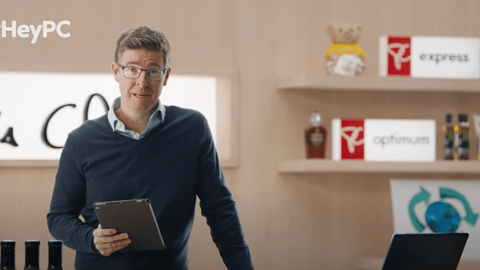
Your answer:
[93,198,166,252]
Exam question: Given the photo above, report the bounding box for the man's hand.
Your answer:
[93,224,131,256]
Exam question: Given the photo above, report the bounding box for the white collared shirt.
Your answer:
[107,97,166,140]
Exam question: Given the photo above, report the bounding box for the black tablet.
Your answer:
[93,198,166,252]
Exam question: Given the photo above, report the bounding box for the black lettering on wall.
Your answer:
[83,93,109,121]
[42,104,76,149]
[0,111,18,147]
[1,127,18,147]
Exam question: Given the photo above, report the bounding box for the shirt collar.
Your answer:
[107,97,166,132]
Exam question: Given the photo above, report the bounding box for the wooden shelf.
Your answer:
[278,160,480,173]
[354,257,480,270]
[277,75,480,93]
[0,159,59,168]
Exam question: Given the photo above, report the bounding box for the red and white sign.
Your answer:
[379,36,480,79]
[332,119,436,162]
[332,119,365,160]
[387,36,411,76]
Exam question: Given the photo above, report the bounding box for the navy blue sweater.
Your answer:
[47,106,254,270]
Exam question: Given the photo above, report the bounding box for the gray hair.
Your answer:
[114,26,171,68]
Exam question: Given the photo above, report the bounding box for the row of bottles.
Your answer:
[304,110,476,160]
[1,240,63,270]
[443,113,472,160]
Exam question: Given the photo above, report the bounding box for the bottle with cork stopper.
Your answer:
[454,114,470,160]
[443,114,454,160]
[305,110,327,159]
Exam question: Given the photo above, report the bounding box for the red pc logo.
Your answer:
[341,119,365,160]
[387,36,411,76]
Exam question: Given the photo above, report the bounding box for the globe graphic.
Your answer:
[425,201,461,233]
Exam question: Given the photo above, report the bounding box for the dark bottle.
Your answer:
[1,240,16,270]
[458,114,470,160]
[24,241,40,270]
[443,114,454,160]
[305,110,327,158]
[47,241,63,270]
[454,114,461,160]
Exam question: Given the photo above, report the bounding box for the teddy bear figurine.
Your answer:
[325,23,365,76]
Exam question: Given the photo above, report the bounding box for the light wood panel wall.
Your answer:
[1,0,480,269]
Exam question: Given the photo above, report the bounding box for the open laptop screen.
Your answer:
[382,233,469,270]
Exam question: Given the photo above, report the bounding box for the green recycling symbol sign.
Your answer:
[409,186,478,233]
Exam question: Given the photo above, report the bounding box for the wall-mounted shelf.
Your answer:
[278,160,480,174]
[0,159,59,168]
[277,75,480,93]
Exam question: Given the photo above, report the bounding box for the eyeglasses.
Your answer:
[118,64,166,81]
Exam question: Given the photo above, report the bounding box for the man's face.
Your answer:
[111,49,171,115]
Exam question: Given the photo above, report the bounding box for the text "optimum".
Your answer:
[0,20,71,44]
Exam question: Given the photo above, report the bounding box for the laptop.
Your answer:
[381,233,469,270]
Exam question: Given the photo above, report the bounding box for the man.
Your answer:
[47,26,255,270]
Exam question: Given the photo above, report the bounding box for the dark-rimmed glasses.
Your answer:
[118,64,166,81]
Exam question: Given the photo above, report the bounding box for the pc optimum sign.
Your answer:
[391,180,480,259]
[332,119,436,161]
[0,20,71,44]
[379,36,480,79]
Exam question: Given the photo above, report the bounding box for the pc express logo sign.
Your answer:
[0,20,71,44]
[379,36,480,79]
[386,36,411,76]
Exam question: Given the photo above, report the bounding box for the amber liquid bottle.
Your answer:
[24,241,40,270]
[1,240,16,270]
[305,110,327,158]
[47,241,63,270]
[443,114,454,160]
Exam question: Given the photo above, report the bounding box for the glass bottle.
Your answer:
[47,241,63,270]
[459,114,470,160]
[305,110,327,158]
[454,114,461,160]
[1,240,16,270]
[443,114,454,160]
[24,241,40,270]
